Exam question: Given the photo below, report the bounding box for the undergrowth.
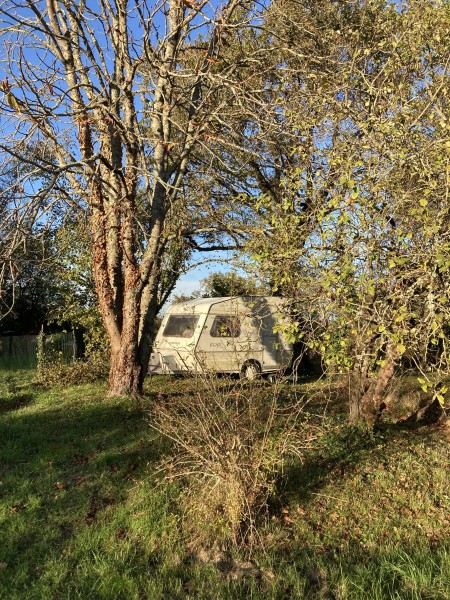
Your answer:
[151,376,308,547]
[35,354,108,387]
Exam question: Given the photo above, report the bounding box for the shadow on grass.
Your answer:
[0,389,170,598]
[0,393,35,414]
[281,418,448,511]
[1,396,165,485]
[279,426,376,506]
[268,419,450,599]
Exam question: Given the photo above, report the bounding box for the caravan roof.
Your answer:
[167,296,284,315]
[166,297,233,315]
[174,296,232,307]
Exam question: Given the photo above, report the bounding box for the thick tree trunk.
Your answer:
[109,340,141,398]
[105,270,160,397]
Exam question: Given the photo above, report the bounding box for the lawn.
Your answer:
[0,369,449,599]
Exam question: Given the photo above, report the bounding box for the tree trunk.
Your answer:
[349,345,400,427]
[137,307,159,393]
[349,367,369,426]
[349,388,363,426]
[109,340,141,398]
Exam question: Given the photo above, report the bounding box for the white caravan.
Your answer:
[148,296,293,379]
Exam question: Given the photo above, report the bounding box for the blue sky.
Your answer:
[171,250,239,297]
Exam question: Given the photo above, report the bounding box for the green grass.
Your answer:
[0,370,449,599]
[274,423,450,599]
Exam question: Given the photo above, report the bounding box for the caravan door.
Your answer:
[196,313,243,372]
[196,310,262,372]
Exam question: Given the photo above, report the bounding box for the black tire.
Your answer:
[240,361,261,381]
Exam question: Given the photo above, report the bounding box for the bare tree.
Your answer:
[0,145,64,324]
[0,0,265,395]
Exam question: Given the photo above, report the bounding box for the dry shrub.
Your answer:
[151,376,305,547]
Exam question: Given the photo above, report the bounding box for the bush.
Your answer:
[35,326,109,387]
[151,376,306,548]
[36,356,108,387]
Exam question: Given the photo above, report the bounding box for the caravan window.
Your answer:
[210,315,241,338]
[163,315,199,338]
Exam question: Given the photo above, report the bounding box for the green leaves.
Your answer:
[244,0,450,427]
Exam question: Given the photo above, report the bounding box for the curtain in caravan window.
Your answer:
[163,315,199,338]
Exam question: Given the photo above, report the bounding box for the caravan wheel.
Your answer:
[240,361,261,381]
